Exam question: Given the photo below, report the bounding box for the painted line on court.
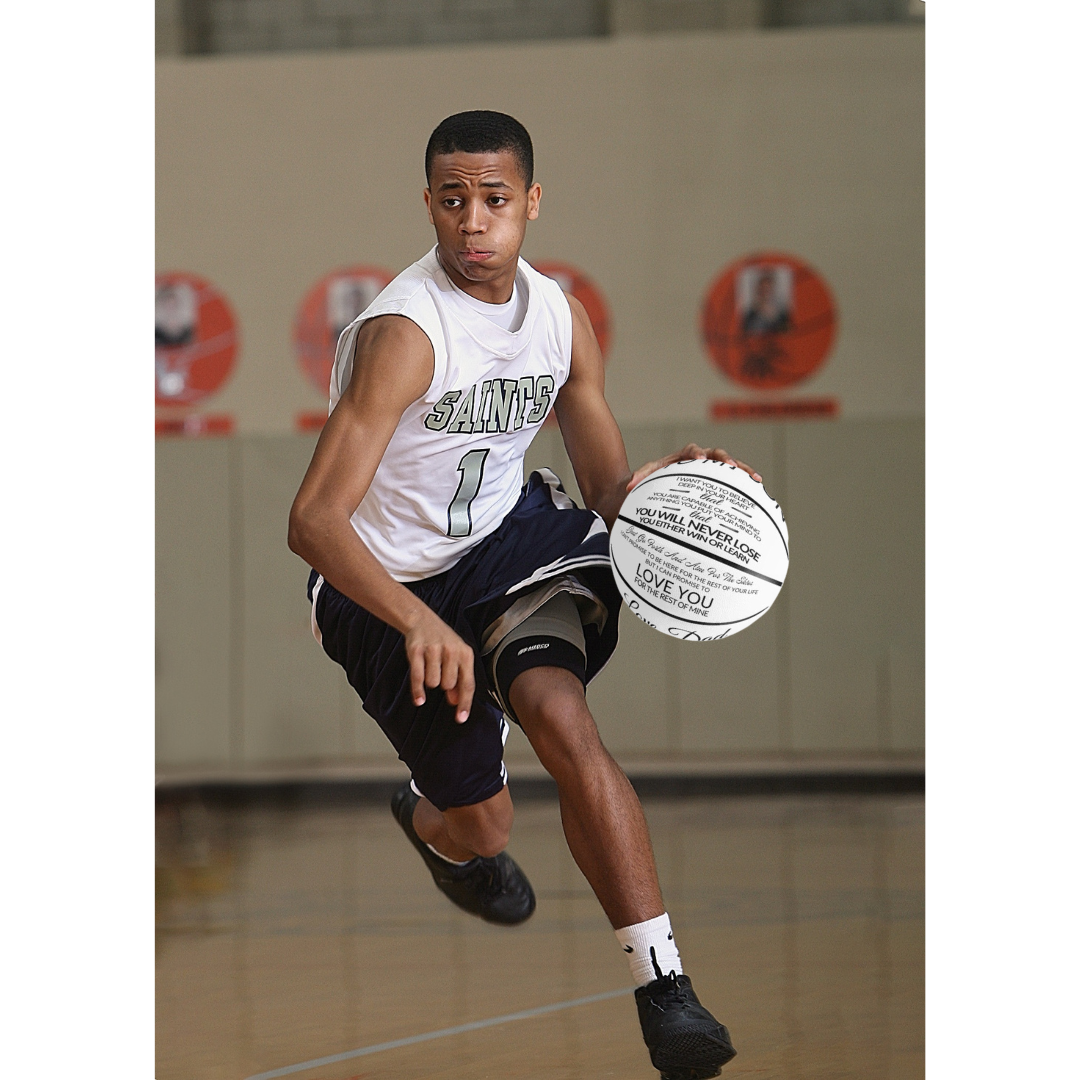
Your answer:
[243,987,635,1080]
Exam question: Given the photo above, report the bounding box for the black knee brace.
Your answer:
[487,591,587,723]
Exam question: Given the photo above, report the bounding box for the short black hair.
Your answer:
[425,111,534,188]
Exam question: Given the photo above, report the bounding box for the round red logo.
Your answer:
[532,261,612,359]
[700,252,837,390]
[155,272,239,406]
[293,266,395,394]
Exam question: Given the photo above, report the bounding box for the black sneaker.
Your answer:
[390,782,536,925]
[635,949,737,1080]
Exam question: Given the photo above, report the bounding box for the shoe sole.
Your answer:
[659,1069,722,1080]
[655,1032,737,1079]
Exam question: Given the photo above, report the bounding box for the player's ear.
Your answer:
[527,183,541,221]
[423,188,434,225]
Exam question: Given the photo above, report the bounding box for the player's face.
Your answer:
[425,151,541,296]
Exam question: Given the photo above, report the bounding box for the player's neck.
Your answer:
[437,247,518,305]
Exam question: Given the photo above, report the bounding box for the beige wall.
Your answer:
[156,419,924,772]
[156,26,924,773]
[156,24,924,434]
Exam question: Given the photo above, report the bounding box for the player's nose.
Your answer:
[459,199,486,233]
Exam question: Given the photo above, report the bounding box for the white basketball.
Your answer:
[610,459,789,641]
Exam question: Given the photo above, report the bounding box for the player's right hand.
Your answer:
[404,612,476,724]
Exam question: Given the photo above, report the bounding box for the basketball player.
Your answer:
[289,111,760,1080]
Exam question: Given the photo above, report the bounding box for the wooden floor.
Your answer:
[156,793,923,1080]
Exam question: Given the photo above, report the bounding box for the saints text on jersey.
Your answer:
[424,375,555,433]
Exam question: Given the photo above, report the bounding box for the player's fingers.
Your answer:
[423,647,443,690]
[700,447,763,482]
[455,656,475,723]
[628,444,706,492]
[732,458,763,482]
[627,459,662,491]
[408,648,426,707]
[440,651,459,692]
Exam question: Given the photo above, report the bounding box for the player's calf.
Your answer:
[414,786,513,860]
[391,783,535,925]
[509,669,737,1077]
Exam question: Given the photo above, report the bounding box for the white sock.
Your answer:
[425,842,473,867]
[615,912,683,987]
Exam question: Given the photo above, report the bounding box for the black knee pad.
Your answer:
[487,590,587,723]
[494,634,587,721]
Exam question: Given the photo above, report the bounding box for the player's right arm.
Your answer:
[288,315,476,723]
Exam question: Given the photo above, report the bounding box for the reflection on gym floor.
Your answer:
[156,794,923,1080]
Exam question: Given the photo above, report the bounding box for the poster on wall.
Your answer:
[293,265,395,431]
[700,252,838,420]
[155,272,239,436]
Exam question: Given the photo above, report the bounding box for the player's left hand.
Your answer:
[627,443,762,492]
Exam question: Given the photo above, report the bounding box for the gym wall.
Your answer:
[156,23,924,774]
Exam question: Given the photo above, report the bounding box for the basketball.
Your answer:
[611,459,789,641]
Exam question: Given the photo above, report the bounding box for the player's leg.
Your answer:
[490,591,663,927]
[390,779,534,926]
[413,783,513,860]
[386,697,532,925]
[491,590,736,1079]
[310,570,534,924]
[510,671,736,1079]
[509,668,662,922]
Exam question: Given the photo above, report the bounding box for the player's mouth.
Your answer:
[462,250,494,262]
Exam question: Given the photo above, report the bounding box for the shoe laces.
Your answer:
[647,947,691,1008]
[478,856,505,896]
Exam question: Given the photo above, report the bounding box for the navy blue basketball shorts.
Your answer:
[308,469,622,811]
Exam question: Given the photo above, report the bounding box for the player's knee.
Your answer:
[541,727,607,785]
[446,793,513,858]
[515,678,605,778]
[471,825,511,859]
[463,813,512,858]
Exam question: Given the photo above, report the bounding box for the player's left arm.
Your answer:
[555,295,762,532]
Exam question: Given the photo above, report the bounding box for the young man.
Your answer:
[289,111,758,1080]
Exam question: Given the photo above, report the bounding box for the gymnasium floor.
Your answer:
[156,792,923,1080]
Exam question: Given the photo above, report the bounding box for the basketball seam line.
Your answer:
[615,515,786,587]
[611,558,767,628]
[630,471,789,556]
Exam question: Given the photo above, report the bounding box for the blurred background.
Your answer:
[155,5,924,1077]
[156,0,924,786]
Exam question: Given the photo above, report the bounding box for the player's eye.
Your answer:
[488,195,508,206]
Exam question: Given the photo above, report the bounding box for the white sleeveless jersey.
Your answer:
[328,246,573,582]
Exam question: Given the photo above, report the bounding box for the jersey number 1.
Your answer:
[447,448,490,538]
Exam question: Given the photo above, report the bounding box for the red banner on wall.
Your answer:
[710,398,838,421]
[156,414,236,438]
